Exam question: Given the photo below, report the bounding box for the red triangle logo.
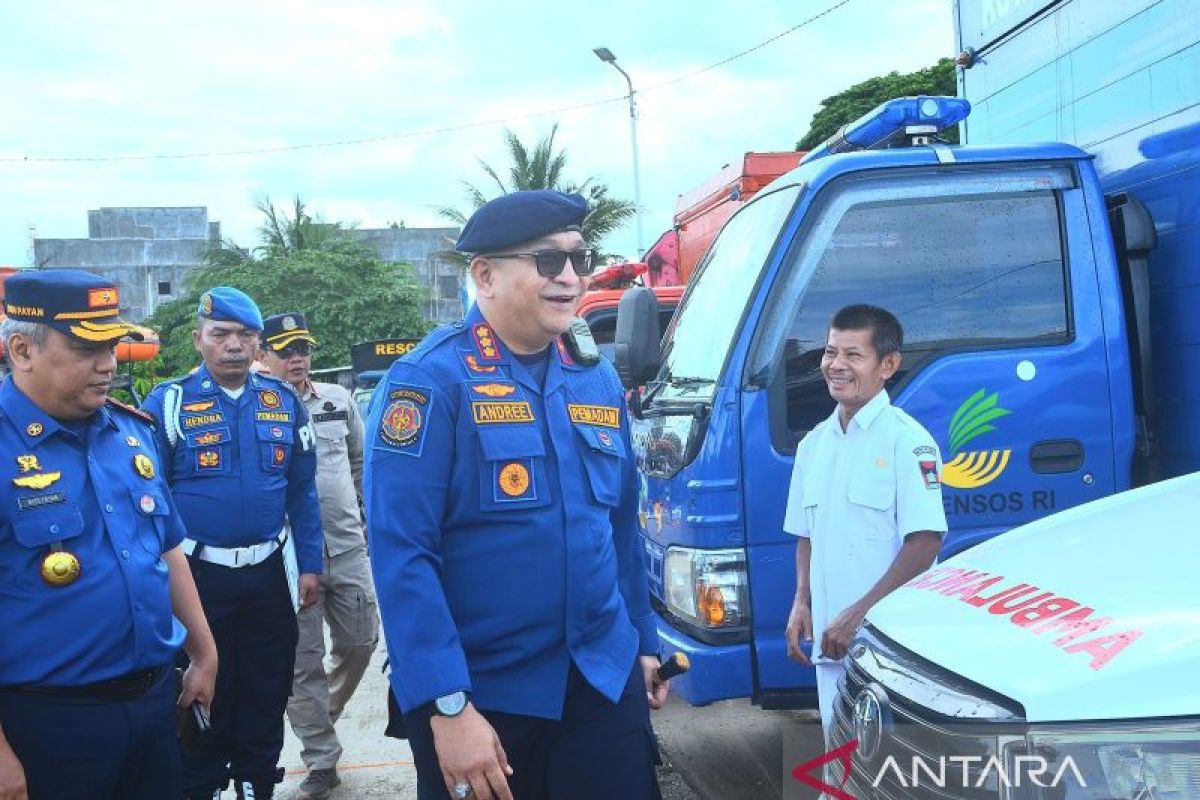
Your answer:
[791,738,859,800]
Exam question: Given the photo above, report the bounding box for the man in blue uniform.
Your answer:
[143,287,324,800]
[366,190,669,800]
[0,270,217,800]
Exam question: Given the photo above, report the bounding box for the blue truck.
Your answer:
[616,0,1199,708]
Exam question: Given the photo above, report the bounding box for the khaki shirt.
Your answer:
[303,381,366,556]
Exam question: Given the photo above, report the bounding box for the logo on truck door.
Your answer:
[941,389,1012,489]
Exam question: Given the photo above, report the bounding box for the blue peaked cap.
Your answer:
[4,269,143,343]
[197,286,263,331]
[455,190,588,253]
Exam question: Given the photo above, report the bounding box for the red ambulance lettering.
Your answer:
[1061,629,1144,671]
[1010,597,1081,628]
[988,587,1053,615]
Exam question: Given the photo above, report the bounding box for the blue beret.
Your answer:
[455,190,588,253]
[198,287,263,331]
[262,312,317,351]
[4,269,143,343]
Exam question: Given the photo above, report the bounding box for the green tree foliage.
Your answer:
[796,58,959,151]
[147,198,430,379]
[439,125,635,262]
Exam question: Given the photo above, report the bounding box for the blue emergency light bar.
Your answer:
[802,95,971,164]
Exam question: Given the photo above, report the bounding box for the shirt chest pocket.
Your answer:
[257,423,293,472]
[847,468,897,539]
[475,425,551,512]
[573,425,626,508]
[11,507,86,550]
[315,419,349,448]
[182,425,232,477]
[130,487,170,555]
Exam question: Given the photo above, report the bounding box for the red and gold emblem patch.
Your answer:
[273,444,287,466]
[380,400,423,447]
[198,450,220,469]
[87,287,118,308]
[498,462,530,497]
[259,390,282,409]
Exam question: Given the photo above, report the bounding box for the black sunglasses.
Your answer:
[277,341,312,358]
[487,249,597,278]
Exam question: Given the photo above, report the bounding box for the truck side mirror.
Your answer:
[615,286,661,391]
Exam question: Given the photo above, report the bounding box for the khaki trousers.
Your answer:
[285,544,379,770]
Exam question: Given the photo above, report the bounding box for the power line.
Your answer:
[1,1,853,165]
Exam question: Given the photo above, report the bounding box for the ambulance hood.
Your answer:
[866,472,1200,723]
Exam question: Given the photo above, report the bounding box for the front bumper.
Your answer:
[654,610,753,706]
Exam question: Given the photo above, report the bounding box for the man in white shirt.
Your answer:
[783,304,947,740]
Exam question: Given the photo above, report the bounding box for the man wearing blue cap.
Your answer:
[143,287,324,800]
[366,190,669,800]
[0,269,217,800]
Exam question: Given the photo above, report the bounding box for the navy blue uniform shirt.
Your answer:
[0,380,187,686]
[365,306,658,719]
[142,365,323,574]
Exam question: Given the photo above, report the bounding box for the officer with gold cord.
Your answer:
[0,270,217,800]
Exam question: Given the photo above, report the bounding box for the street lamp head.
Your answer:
[593,47,616,63]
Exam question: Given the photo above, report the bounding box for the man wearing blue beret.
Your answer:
[0,269,217,800]
[366,190,669,800]
[143,287,324,800]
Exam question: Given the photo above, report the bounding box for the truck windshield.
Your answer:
[653,185,801,401]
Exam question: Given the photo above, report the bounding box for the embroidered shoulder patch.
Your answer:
[919,460,940,490]
[376,384,431,456]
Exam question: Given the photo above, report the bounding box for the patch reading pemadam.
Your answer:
[568,404,619,429]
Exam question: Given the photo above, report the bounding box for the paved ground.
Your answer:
[243,642,702,799]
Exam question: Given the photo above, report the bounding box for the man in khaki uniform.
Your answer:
[260,312,379,800]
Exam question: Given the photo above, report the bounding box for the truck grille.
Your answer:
[830,626,1026,800]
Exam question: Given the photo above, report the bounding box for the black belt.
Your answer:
[4,665,168,702]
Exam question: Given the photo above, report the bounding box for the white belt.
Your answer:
[182,533,286,568]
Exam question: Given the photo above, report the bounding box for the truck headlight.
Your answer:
[1007,720,1200,799]
[664,547,749,629]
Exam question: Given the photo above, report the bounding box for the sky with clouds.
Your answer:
[0,0,955,266]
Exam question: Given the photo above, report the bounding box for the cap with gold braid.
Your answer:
[3,269,144,343]
[262,312,317,352]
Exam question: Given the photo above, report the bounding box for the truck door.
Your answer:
[741,161,1119,696]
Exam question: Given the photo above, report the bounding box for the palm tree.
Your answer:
[439,125,636,258]
[205,196,354,265]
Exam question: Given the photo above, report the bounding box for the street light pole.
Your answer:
[593,47,645,258]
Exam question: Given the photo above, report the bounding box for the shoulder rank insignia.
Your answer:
[470,323,502,363]
[105,397,155,425]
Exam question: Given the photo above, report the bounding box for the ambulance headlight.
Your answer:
[664,547,749,630]
[1008,721,1200,799]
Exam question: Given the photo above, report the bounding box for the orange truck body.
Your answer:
[670,151,804,284]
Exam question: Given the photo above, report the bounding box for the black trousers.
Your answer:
[180,548,298,795]
[406,662,662,800]
[0,667,180,800]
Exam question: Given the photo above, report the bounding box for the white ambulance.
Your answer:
[833,472,1200,799]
